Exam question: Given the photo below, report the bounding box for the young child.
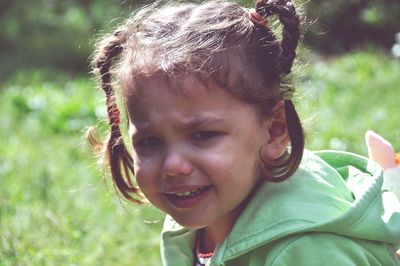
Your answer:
[89,0,400,265]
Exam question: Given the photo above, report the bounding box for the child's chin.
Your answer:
[175,220,205,229]
[172,216,210,229]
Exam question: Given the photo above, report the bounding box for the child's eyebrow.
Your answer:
[180,115,225,129]
[129,115,225,136]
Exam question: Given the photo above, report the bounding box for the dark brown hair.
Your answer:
[90,0,304,203]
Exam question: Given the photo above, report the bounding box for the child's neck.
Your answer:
[199,181,263,252]
[201,220,235,252]
[200,200,249,252]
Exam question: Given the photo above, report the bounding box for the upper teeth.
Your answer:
[175,188,201,197]
[165,187,206,197]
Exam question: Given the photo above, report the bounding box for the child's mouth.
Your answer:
[163,186,212,209]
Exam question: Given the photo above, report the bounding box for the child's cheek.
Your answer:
[134,157,161,191]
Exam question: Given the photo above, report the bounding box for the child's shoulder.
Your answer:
[221,150,398,259]
[257,231,400,266]
[311,149,382,177]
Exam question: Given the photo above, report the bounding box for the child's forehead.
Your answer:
[124,73,218,100]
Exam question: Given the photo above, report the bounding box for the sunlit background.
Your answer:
[1,0,399,264]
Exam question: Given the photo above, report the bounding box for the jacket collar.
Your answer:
[161,151,390,265]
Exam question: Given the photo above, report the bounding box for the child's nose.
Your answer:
[162,149,193,178]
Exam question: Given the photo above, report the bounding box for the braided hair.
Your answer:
[90,27,142,203]
[253,0,303,181]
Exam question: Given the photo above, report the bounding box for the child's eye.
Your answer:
[191,131,221,141]
[134,136,162,150]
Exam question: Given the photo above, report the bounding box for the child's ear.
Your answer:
[262,101,290,160]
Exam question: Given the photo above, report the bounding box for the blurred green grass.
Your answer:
[0,71,164,265]
[297,50,400,153]
[1,51,399,265]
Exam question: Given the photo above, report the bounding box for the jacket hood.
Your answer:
[161,150,400,264]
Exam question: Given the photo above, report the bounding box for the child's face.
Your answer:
[127,77,272,230]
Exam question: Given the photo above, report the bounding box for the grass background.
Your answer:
[1,50,399,265]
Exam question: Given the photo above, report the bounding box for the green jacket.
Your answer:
[160,151,400,265]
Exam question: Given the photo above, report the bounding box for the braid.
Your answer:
[96,31,125,133]
[253,0,304,181]
[92,29,143,203]
[255,0,300,75]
